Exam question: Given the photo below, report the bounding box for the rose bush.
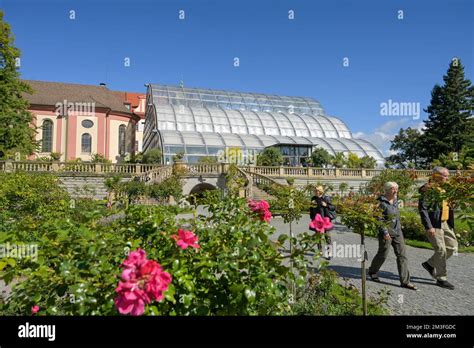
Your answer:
[0,189,317,315]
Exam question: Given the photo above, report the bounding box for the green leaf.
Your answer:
[164,283,176,303]
[244,288,256,302]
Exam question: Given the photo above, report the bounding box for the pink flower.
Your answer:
[31,305,39,314]
[122,248,147,269]
[309,214,333,233]
[171,229,200,249]
[248,199,272,223]
[114,249,172,316]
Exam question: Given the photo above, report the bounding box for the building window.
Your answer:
[41,119,53,152]
[81,133,92,153]
[119,125,126,155]
[82,119,94,128]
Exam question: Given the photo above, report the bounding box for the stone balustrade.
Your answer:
[0,161,163,174]
[1,161,470,180]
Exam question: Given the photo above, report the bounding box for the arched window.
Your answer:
[119,125,126,155]
[81,133,92,153]
[41,119,53,152]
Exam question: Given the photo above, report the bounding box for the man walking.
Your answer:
[419,166,458,290]
[368,182,417,290]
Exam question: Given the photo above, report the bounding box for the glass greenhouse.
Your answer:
[143,84,384,166]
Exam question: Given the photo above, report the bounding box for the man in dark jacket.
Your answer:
[419,167,458,290]
[310,185,336,259]
[368,182,417,290]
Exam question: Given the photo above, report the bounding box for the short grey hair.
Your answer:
[433,166,448,175]
[383,181,399,193]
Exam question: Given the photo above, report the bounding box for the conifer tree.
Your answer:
[421,58,474,163]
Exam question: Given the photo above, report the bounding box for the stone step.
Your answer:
[58,176,131,200]
[251,186,274,201]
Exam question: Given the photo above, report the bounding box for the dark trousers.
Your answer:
[317,231,332,252]
[369,233,410,285]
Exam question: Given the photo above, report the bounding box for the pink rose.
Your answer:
[31,305,39,314]
[122,248,147,269]
[248,199,272,223]
[115,249,172,316]
[171,229,200,249]
[309,214,333,233]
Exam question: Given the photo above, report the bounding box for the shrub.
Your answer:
[365,169,416,199]
[91,153,111,164]
[142,149,162,164]
[118,179,147,204]
[331,152,346,168]
[147,175,183,203]
[0,172,70,225]
[172,152,184,162]
[198,156,218,164]
[50,152,61,161]
[399,210,428,242]
[0,196,313,315]
[311,147,332,167]
[290,269,389,315]
[256,147,283,166]
[338,182,349,196]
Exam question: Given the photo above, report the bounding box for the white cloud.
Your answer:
[353,119,411,156]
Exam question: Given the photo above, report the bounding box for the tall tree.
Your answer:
[421,58,474,163]
[0,10,36,158]
[387,127,424,168]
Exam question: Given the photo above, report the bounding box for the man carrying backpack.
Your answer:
[310,185,336,259]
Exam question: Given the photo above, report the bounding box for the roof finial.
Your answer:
[179,78,184,88]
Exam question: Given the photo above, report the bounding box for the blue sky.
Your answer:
[2,0,473,155]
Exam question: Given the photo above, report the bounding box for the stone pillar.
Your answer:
[220,162,230,175]
[279,166,284,177]
[5,160,13,173]
[335,168,340,177]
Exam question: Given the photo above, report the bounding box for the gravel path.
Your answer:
[269,217,474,315]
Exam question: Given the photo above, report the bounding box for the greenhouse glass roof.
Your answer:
[143,84,384,164]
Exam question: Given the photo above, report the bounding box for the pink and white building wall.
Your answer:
[24,80,145,163]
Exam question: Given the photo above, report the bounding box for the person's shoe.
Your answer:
[368,272,380,282]
[436,280,454,290]
[422,261,436,280]
[401,283,418,291]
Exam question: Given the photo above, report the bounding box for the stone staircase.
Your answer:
[251,185,275,201]
[59,175,131,200]
[59,176,110,200]
[240,169,287,202]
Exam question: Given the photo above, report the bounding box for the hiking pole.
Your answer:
[361,231,368,316]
